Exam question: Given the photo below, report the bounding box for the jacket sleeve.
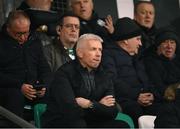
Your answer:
[36,41,52,86]
[102,50,140,100]
[86,80,118,119]
[144,57,166,97]
[43,44,54,72]
[0,72,23,88]
[50,69,84,119]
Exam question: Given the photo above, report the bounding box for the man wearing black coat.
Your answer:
[68,0,114,45]
[143,28,180,128]
[134,1,157,58]
[102,17,160,127]
[0,10,51,126]
[42,34,128,128]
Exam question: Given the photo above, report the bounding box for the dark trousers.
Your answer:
[155,102,180,128]
[0,88,24,117]
[0,88,24,127]
[42,114,129,128]
[86,119,129,128]
[121,100,161,128]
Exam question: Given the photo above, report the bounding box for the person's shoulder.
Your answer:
[55,60,75,73]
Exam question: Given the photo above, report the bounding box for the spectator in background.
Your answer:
[17,0,59,46]
[142,28,180,128]
[102,17,161,127]
[43,12,80,72]
[144,27,180,98]
[17,0,52,11]
[134,1,157,58]
[68,0,114,45]
[0,10,51,127]
[51,0,67,13]
[42,34,128,128]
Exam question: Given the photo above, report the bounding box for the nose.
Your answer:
[71,25,76,31]
[96,50,102,57]
[80,1,84,8]
[139,40,142,46]
[19,35,28,43]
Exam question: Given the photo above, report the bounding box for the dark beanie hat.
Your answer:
[112,17,142,41]
[155,27,179,47]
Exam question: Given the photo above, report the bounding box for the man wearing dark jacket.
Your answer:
[134,1,157,58]
[43,12,80,72]
[0,10,51,126]
[42,34,128,128]
[143,28,180,128]
[102,17,160,127]
[68,0,114,45]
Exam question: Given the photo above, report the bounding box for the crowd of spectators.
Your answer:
[0,0,180,128]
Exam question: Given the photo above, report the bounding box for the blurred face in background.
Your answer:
[70,0,94,20]
[58,16,80,47]
[7,18,30,44]
[134,3,155,29]
[157,39,176,60]
[26,0,52,11]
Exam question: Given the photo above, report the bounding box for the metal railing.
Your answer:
[0,106,36,128]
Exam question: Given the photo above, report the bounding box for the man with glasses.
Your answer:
[0,10,51,127]
[43,12,80,72]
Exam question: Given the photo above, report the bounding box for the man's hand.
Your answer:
[75,97,92,109]
[99,95,115,107]
[21,84,37,100]
[138,93,154,106]
[36,88,46,98]
[104,15,114,34]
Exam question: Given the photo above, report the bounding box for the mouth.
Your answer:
[80,9,86,13]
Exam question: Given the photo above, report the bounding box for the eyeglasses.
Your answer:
[62,24,80,30]
[14,31,30,38]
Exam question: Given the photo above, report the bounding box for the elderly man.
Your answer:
[68,0,114,45]
[143,28,180,128]
[0,10,51,127]
[134,1,157,57]
[42,34,128,128]
[102,17,161,127]
[43,12,80,72]
[144,27,180,98]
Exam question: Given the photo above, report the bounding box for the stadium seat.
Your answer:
[138,115,156,129]
[115,112,135,129]
[33,103,47,128]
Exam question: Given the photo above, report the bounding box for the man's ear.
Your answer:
[76,49,83,58]
[56,25,61,35]
[124,40,128,45]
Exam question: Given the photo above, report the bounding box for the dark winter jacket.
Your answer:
[102,43,159,102]
[0,31,51,88]
[144,52,180,96]
[79,11,113,45]
[43,38,72,72]
[42,60,118,127]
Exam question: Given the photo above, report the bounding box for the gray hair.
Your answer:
[76,33,103,51]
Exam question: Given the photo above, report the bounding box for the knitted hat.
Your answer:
[112,17,142,41]
[155,27,179,47]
